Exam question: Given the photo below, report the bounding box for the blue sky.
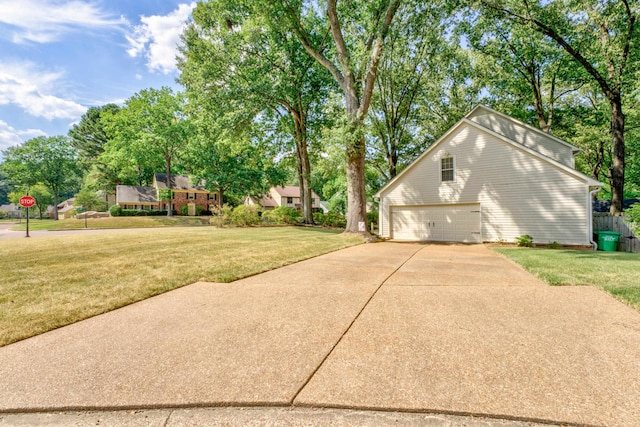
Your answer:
[0,0,196,156]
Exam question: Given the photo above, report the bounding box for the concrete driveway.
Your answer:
[0,243,639,426]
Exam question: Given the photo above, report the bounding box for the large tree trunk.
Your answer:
[292,108,314,224]
[53,192,59,220]
[344,91,368,233]
[609,98,625,214]
[165,162,173,217]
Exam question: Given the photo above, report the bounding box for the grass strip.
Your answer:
[494,247,640,310]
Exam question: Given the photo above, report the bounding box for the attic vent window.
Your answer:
[441,157,455,182]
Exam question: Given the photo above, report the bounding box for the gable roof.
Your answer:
[466,105,580,154]
[153,174,206,191]
[116,185,158,204]
[375,110,601,199]
[272,186,319,198]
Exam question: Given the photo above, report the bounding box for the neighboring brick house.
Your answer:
[245,186,322,212]
[115,174,219,215]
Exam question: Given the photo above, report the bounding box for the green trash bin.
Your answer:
[597,231,620,252]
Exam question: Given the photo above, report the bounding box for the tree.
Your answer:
[179,0,331,224]
[68,104,122,197]
[29,184,54,219]
[74,188,108,212]
[0,170,11,205]
[102,87,191,216]
[479,0,639,213]
[270,0,401,233]
[1,136,80,219]
[69,104,120,162]
[368,1,472,180]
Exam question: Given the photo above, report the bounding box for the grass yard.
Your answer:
[0,227,364,347]
[10,216,211,231]
[494,247,640,310]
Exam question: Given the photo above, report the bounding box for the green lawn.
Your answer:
[0,227,364,347]
[10,216,212,230]
[494,247,640,309]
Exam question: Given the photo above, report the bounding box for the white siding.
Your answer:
[467,109,575,168]
[379,125,590,245]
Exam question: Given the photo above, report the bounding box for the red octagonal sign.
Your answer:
[19,196,36,208]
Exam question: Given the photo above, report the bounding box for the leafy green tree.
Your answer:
[68,104,121,196]
[2,136,80,219]
[69,104,120,162]
[368,1,474,179]
[102,87,191,216]
[479,0,640,213]
[179,0,332,224]
[0,170,11,205]
[29,184,54,219]
[269,0,401,233]
[74,188,108,212]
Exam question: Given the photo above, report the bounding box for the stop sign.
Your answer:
[19,196,36,208]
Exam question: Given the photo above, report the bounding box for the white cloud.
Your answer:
[126,3,195,74]
[0,120,46,152]
[0,62,87,120]
[0,0,127,43]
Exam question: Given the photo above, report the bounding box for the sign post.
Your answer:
[77,207,87,228]
[19,196,36,238]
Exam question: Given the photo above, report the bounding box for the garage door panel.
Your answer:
[391,204,481,243]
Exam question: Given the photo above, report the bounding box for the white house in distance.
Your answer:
[375,105,602,245]
[245,186,322,212]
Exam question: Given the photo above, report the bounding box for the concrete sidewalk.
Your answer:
[0,243,639,426]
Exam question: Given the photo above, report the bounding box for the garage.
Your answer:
[390,204,481,243]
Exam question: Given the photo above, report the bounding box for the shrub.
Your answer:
[117,209,168,217]
[0,210,8,219]
[228,205,260,226]
[181,205,189,216]
[262,206,300,224]
[109,205,122,217]
[515,234,534,247]
[313,211,346,228]
[626,202,640,223]
[547,241,563,249]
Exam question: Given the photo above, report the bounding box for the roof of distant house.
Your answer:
[272,186,320,198]
[260,195,278,208]
[57,197,75,209]
[0,203,19,212]
[116,185,158,204]
[154,174,206,191]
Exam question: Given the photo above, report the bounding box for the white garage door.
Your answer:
[391,204,481,243]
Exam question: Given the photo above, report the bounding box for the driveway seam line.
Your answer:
[289,245,426,405]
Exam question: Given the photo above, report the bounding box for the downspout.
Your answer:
[589,187,601,251]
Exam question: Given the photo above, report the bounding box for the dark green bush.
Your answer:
[118,209,168,216]
[109,205,122,217]
[515,234,534,247]
[313,211,346,228]
[627,202,640,223]
[229,205,260,226]
[262,206,300,224]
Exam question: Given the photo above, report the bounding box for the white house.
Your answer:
[246,186,322,212]
[375,105,602,245]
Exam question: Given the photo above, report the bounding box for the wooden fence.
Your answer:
[593,213,640,253]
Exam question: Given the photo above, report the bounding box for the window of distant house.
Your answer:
[287,197,293,204]
[441,156,455,182]
[171,191,175,199]
[188,193,195,200]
